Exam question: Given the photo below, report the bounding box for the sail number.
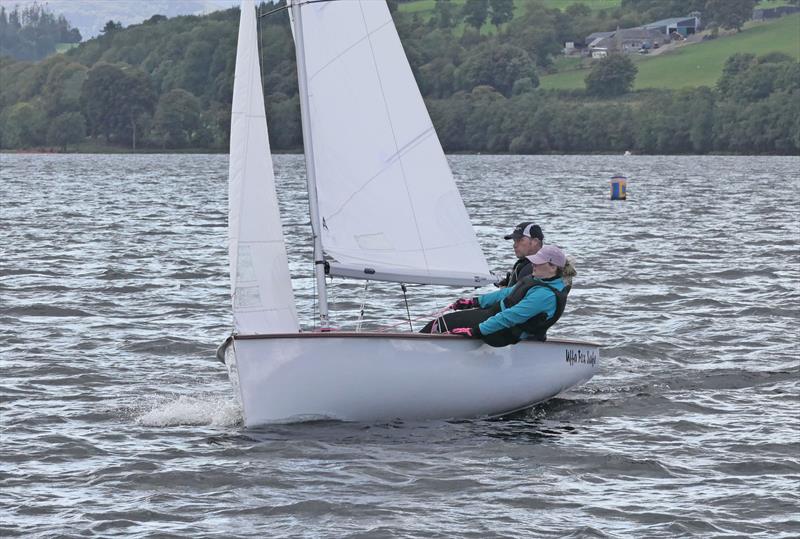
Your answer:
[565,348,597,367]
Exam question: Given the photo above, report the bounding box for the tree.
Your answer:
[100,20,122,35]
[465,86,508,151]
[0,101,47,148]
[176,41,215,96]
[266,93,301,149]
[456,42,538,97]
[80,63,156,148]
[433,0,458,29]
[620,0,704,21]
[704,0,757,32]
[716,53,756,96]
[81,63,123,141]
[687,88,715,153]
[773,62,800,94]
[117,68,156,150]
[152,89,202,148]
[419,58,458,98]
[725,64,782,101]
[0,3,81,61]
[46,111,86,151]
[505,2,563,68]
[57,14,81,43]
[585,55,638,97]
[427,94,471,151]
[462,0,488,30]
[565,3,591,18]
[42,61,88,116]
[489,0,514,27]
[511,77,535,95]
[757,52,795,65]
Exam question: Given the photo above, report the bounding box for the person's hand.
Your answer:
[450,298,477,311]
[450,327,474,337]
[495,272,510,288]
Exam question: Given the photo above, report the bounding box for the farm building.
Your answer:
[588,28,668,54]
[642,14,701,37]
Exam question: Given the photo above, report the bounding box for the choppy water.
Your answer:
[1,153,798,538]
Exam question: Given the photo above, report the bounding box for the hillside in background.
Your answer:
[540,13,800,89]
[0,0,237,40]
[0,0,798,154]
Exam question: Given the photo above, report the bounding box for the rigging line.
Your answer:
[356,280,369,332]
[374,305,450,333]
[313,270,318,330]
[401,283,412,332]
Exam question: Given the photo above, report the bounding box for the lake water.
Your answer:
[1,153,798,537]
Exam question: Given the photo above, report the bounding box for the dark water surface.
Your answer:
[1,153,798,538]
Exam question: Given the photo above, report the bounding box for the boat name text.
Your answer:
[565,348,597,367]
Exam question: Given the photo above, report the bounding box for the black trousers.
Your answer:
[419,307,521,347]
[419,308,495,334]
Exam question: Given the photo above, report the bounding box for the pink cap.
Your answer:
[527,245,566,268]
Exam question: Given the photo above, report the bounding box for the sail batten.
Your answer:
[229,0,299,335]
[291,0,494,286]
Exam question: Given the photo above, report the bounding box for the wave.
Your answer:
[133,393,242,428]
[2,304,92,317]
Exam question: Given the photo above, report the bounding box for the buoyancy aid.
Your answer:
[481,276,570,347]
[497,257,532,287]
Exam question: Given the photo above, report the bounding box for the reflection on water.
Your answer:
[1,153,798,537]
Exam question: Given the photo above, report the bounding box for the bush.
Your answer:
[584,55,637,97]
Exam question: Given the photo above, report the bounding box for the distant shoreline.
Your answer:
[3,149,799,157]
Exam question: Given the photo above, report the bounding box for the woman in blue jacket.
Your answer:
[420,245,572,347]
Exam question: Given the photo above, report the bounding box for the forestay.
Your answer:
[228,0,299,334]
[291,0,495,287]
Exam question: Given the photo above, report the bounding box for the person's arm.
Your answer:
[478,287,557,335]
[477,286,512,309]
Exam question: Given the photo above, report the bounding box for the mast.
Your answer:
[290,0,330,329]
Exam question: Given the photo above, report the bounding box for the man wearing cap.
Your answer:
[496,221,544,287]
[420,245,571,347]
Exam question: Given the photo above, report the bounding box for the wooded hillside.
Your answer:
[0,0,798,154]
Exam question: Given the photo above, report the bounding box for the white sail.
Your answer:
[228,0,299,334]
[290,0,494,287]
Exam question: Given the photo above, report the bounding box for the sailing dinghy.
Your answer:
[221,0,600,426]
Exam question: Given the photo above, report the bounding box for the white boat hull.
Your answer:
[227,333,599,426]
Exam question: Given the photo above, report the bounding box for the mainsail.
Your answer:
[290,0,494,287]
[228,0,299,334]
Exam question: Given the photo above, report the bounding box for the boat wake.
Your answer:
[134,393,242,427]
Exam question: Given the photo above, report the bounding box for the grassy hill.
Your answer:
[540,13,800,90]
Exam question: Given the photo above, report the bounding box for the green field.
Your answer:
[54,43,79,54]
[755,0,799,7]
[539,14,800,90]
